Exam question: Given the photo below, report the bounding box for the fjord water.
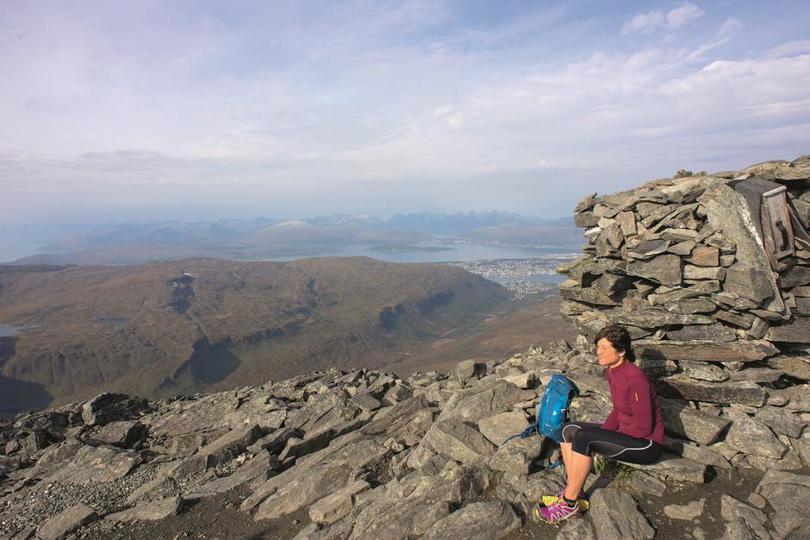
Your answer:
[268,241,577,263]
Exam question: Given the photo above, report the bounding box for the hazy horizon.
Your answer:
[0,209,579,263]
[2,1,809,226]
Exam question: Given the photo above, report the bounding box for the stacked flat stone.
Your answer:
[559,154,810,471]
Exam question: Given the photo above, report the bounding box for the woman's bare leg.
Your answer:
[560,441,573,481]
[564,450,593,500]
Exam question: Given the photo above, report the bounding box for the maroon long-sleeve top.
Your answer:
[601,360,665,444]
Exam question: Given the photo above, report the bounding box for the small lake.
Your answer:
[0,325,22,338]
[98,317,129,330]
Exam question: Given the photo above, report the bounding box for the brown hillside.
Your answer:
[0,257,509,413]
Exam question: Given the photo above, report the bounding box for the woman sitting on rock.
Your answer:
[536,324,665,524]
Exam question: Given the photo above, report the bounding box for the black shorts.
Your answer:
[561,422,662,465]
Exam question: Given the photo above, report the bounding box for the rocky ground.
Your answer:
[1,337,808,540]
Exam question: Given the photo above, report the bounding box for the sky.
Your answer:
[1,0,809,226]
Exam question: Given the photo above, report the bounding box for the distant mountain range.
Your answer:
[12,212,581,265]
[0,258,509,415]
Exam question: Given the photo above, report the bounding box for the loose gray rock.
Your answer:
[81,393,149,427]
[725,409,787,459]
[293,518,354,540]
[477,411,529,446]
[768,355,810,380]
[498,371,537,389]
[252,438,389,521]
[632,453,707,484]
[309,480,370,525]
[636,340,778,364]
[456,360,484,385]
[191,424,264,471]
[658,398,730,445]
[439,382,534,424]
[46,445,142,483]
[719,494,769,540]
[184,452,278,500]
[659,377,766,407]
[351,393,381,412]
[36,504,97,540]
[625,470,667,498]
[754,406,805,438]
[92,420,147,448]
[588,489,655,540]
[106,496,182,522]
[422,501,520,540]
[685,364,729,382]
[556,514,598,540]
[423,419,495,465]
[627,254,682,286]
[666,438,730,469]
[488,437,543,475]
[728,367,784,384]
[756,470,810,537]
[349,473,460,540]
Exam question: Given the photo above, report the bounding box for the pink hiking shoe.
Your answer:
[541,486,588,508]
[534,499,581,524]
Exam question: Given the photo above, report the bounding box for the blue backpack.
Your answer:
[502,374,578,469]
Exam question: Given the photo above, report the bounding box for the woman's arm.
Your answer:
[601,408,619,431]
[624,377,654,438]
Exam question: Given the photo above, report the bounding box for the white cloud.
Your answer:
[0,2,809,224]
[768,40,810,58]
[622,10,666,35]
[684,17,745,62]
[434,107,465,128]
[622,2,705,35]
[718,17,744,38]
[665,2,705,31]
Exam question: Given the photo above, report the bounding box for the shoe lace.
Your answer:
[549,502,573,520]
[548,503,566,519]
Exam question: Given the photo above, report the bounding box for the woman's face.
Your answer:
[596,337,625,368]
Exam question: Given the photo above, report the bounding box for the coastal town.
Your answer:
[447,256,575,299]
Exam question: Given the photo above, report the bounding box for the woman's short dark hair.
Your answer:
[594,324,636,362]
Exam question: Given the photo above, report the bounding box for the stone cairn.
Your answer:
[559,157,810,412]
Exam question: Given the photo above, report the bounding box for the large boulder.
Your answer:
[308,480,370,525]
[176,424,264,476]
[719,495,770,540]
[36,504,98,540]
[439,382,535,424]
[423,419,496,465]
[477,411,529,446]
[658,398,731,445]
[422,501,520,540]
[725,409,787,459]
[588,489,655,539]
[635,340,778,363]
[46,445,141,483]
[92,420,147,449]
[755,470,810,538]
[658,377,766,406]
[488,437,544,475]
[631,453,708,484]
[81,393,149,427]
[252,439,390,521]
